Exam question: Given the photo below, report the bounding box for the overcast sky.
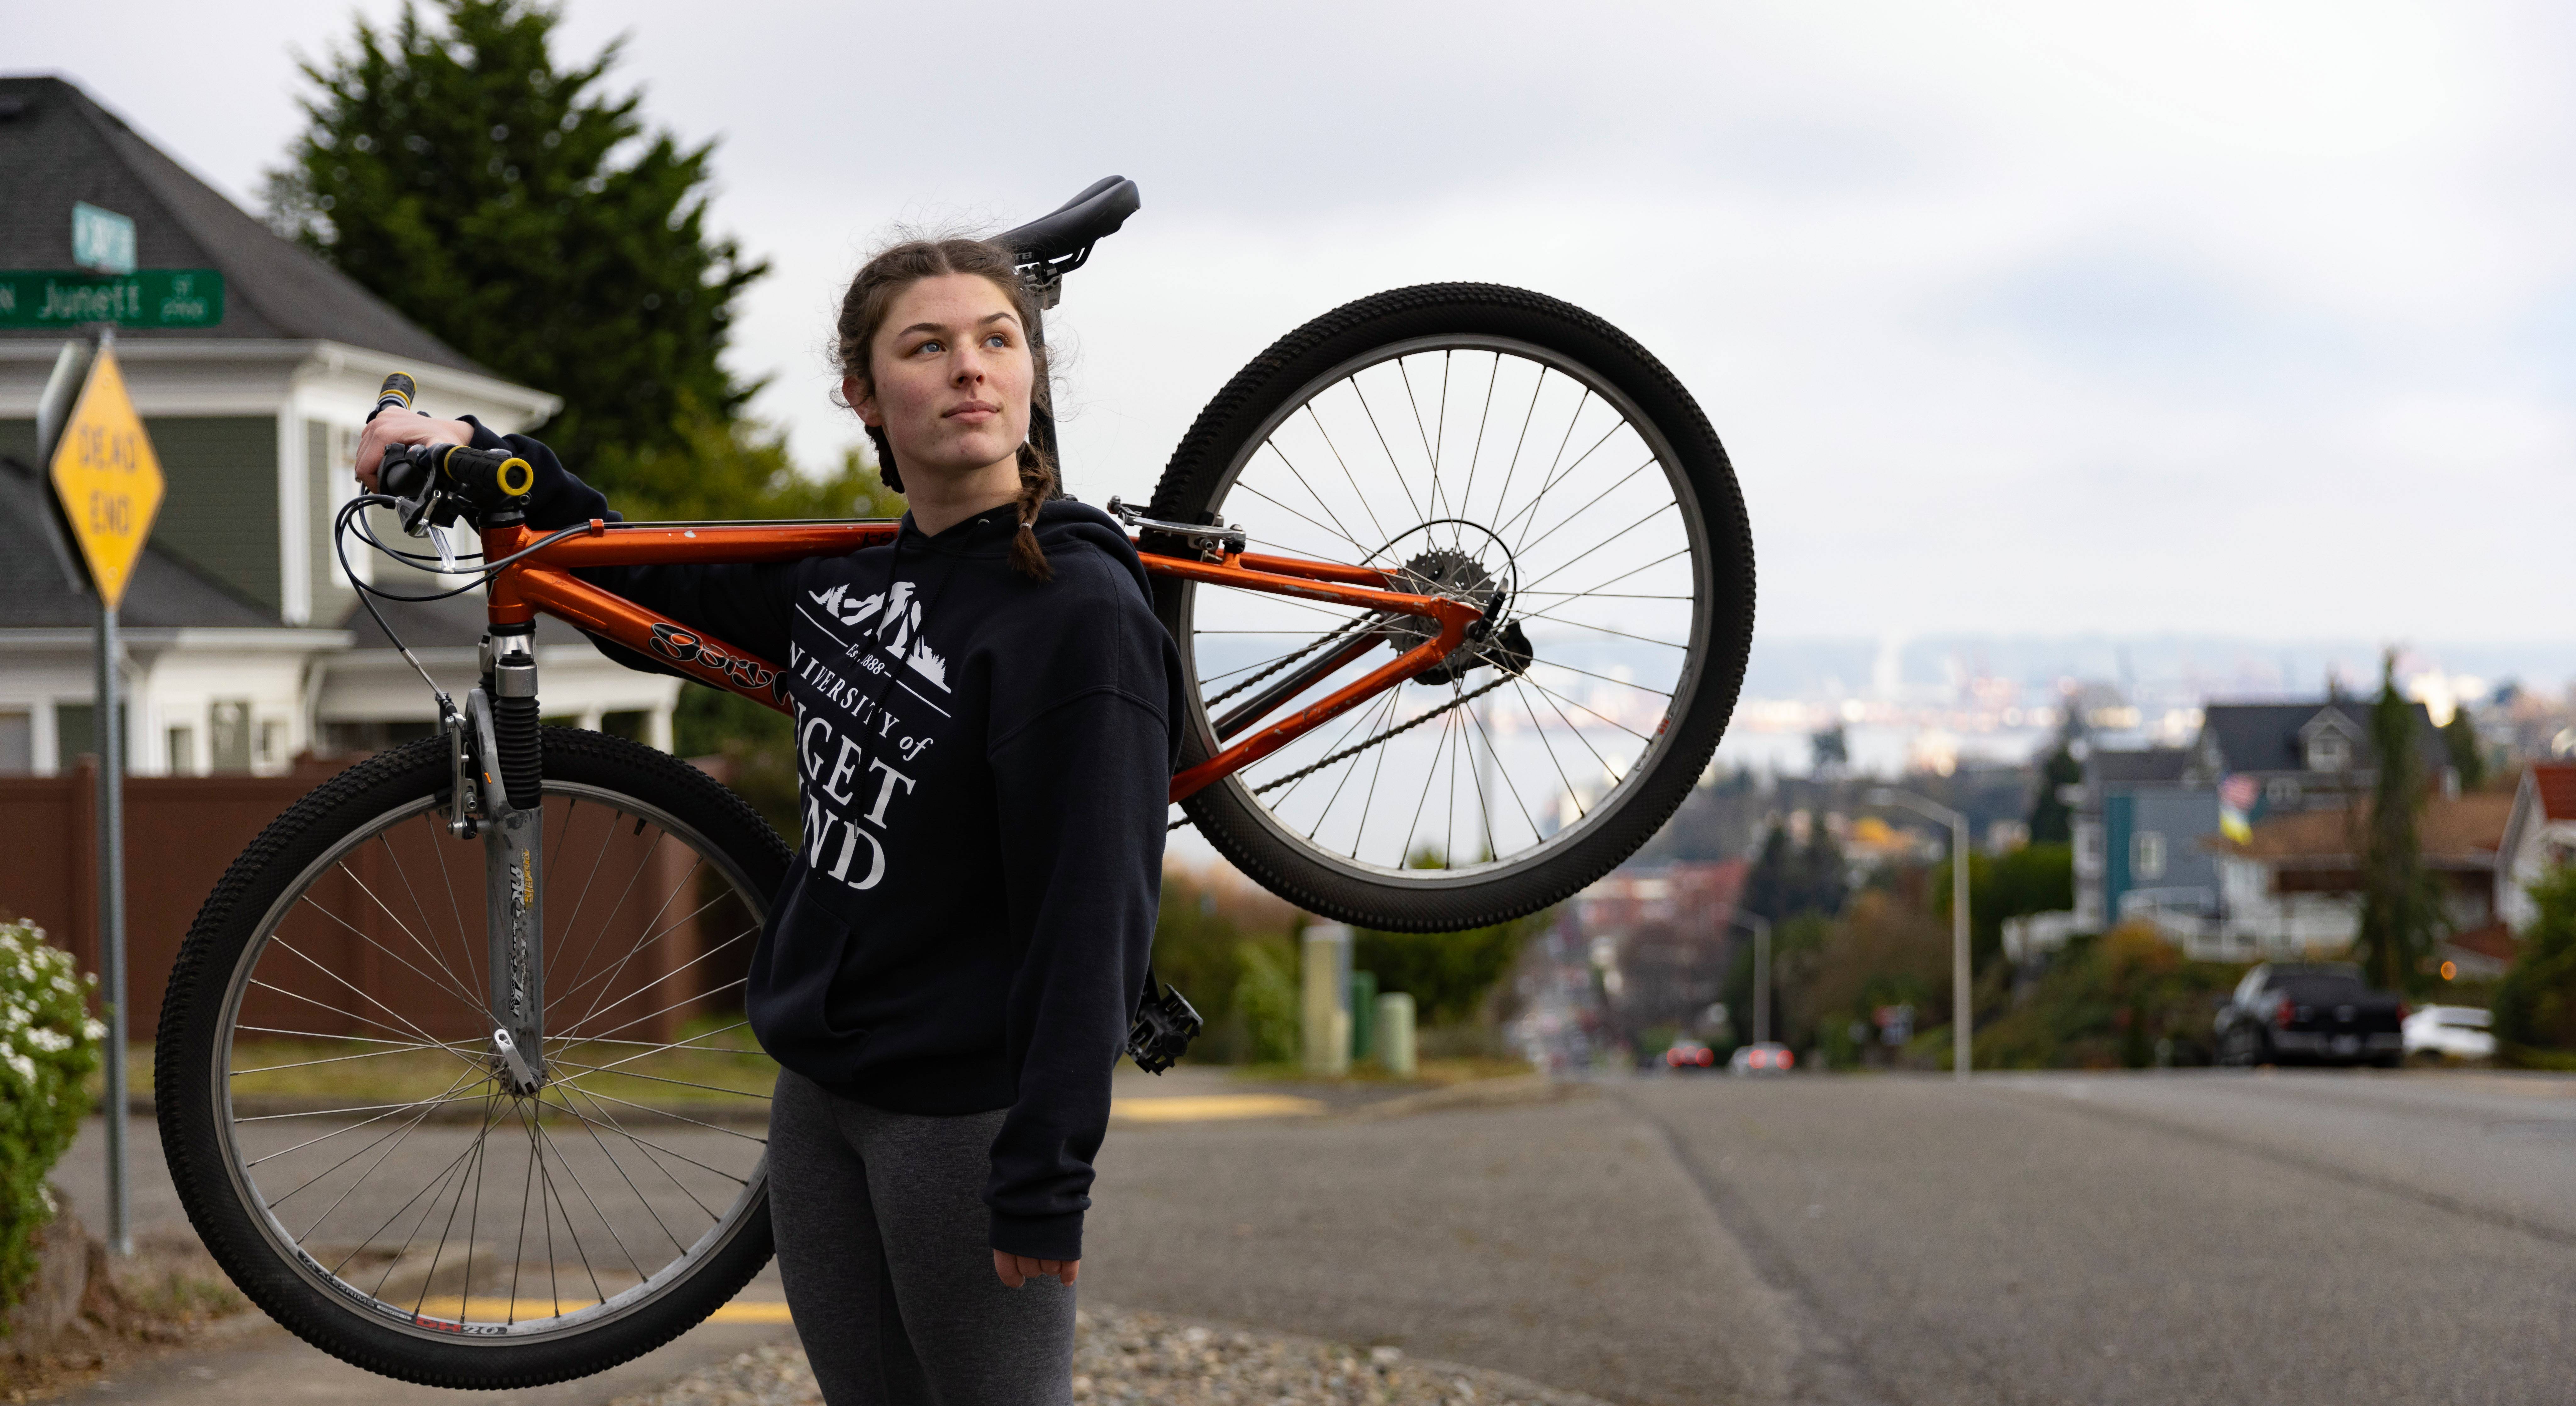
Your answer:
[19,0,2574,648]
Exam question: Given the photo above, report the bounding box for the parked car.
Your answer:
[1663,1039,1717,1070]
[2403,1004,2494,1061]
[2214,962,2406,1068]
[1729,1042,1794,1076]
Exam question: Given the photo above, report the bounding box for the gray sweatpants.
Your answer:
[768,1069,1076,1406]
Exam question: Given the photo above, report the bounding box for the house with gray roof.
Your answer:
[0,75,678,775]
[2008,699,2456,963]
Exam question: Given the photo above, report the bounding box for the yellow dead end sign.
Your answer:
[47,347,164,609]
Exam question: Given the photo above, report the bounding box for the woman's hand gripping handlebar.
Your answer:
[353,373,536,526]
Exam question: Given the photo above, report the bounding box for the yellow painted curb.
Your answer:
[1110,1093,1327,1122]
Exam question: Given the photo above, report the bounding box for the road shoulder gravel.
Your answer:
[610,1302,1620,1406]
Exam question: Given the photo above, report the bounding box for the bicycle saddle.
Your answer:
[999,175,1141,279]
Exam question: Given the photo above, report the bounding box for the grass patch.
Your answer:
[100,1014,778,1113]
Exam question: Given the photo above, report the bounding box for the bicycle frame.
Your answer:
[474,517,1487,804]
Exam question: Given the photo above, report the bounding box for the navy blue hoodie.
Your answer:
[468,419,1182,1261]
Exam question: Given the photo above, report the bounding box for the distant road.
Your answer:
[1084,1069,2576,1405]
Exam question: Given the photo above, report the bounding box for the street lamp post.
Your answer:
[1725,911,1773,1047]
[1866,787,1972,1081]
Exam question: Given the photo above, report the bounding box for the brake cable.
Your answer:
[331,493,593,709]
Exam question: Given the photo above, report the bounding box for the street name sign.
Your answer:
[0,269,224,328]
[72,203,137,275]
[46,347,164,609]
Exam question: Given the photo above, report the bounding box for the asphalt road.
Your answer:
[1082,1070,2576,1406]
[50,1069,2576,1404]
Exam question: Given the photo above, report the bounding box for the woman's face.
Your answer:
[847,273,1033,483]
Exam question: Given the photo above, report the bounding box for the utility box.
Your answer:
[1376,992,1418,1078]
[1301,924,1351,1076]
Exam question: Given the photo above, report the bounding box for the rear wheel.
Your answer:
[1151,284,1752,931]
[156,729,787,1388]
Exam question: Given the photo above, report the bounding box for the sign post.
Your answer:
[44,331,164,1257]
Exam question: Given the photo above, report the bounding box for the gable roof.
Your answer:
[2530,764,2576,823]
[0,75,482,371]
[0,452,277,628]
[2088,747,2189,787]
[2198,700,2442,775]
[2497,764,2576,875]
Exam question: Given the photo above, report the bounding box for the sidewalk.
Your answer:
[47,1114,799,1405]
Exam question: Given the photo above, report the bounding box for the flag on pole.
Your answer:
[2219,773,2257,844]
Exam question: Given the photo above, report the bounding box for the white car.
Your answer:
[1729,1042,1795,1076]
[2403,1005,2494,1060]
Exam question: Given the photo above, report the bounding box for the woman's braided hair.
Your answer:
[833,237,1058,582]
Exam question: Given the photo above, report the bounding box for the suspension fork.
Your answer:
[458,626,546,1092]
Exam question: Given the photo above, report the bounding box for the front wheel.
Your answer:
[1151,284,1753,932]
[155,729,789,1388]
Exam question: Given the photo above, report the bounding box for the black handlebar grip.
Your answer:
[435,444,536,508]
[378,445,432,500]
[368,372,418,424]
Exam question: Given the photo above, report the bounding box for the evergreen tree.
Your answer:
[2028,742,2082,844]
[1741,822,1847,924]
[2442,709,2487,790]
[267,0,765,494]
[2492,866,2576,1067]
[2352,652,2441,993]
[1741,824,1794,924]
[1789,826,1850,919]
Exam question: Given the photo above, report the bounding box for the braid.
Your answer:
[1008,441,1056,582]
[864,424,902,494]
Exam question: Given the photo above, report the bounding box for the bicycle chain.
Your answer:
[1203,609,1385,709]
[1170,664,1515,831]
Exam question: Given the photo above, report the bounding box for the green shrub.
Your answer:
[1352,915,1540,1028]
[1230,941,1301,1064]
[1972,924,2242,1070]
[0,920,104,1331]
[2494,866,2576,1067]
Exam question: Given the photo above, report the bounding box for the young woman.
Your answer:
[355,237,1183,1405]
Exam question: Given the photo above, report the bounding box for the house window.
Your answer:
[2132,831,2167,881]
[167,725,196,775]
[210,701,254,773]
[2309,733,2350,773]
[2266,777,2301,807]
[0,712,28,774]
[258,720,288,768]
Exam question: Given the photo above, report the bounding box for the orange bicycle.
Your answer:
[154,177,1753,1387]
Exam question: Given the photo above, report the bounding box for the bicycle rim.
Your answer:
[1174,332,1716,892]
[205,781,772,1345]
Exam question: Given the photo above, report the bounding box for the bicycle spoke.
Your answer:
[375,832,481,1016]
[1303,402,1391,547]
[542,1086,690,1254]
[543,1055,771,1102]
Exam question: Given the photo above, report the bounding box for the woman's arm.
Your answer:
[983,686,1173,1264]
[353,412,799,669]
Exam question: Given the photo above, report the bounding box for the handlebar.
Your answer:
[369,372,534,524]
[381,442,535,514]
[368,372,417,423]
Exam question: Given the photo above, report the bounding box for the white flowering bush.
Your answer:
[0,920,104,1329]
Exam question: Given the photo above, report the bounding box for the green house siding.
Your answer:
[305,419,355,626]
[143,416,278,616]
